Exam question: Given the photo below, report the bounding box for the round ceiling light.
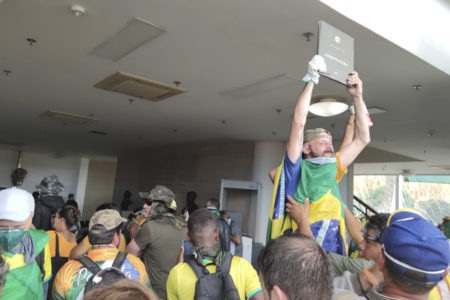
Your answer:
[309,98,348,117]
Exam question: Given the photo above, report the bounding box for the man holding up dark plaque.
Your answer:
[268,55,370,256]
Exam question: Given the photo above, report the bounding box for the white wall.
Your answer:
[0,148,81,199]
[82,159,117,219]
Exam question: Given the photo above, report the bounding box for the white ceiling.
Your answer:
[0,0,449,175]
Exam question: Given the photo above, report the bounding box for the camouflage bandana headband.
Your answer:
[304,128,332,143]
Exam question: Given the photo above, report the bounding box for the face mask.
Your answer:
[0,228,26,252]
[227,219,231,226]
[305,157,336,165]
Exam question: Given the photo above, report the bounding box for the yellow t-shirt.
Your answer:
[429,274,450,300]
[82,233,127,252]
[46,230,77,258]
[166,256,262,300]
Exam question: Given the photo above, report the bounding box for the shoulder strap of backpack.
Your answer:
[187,258,210,279]
[112,252,127,269]
[217,253,233,274]
[78,256,102,275]
[55,232,60,257]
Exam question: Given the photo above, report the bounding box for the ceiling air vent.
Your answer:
[94,72,186,102]
[40,110,98,124]
[89,130,108,135]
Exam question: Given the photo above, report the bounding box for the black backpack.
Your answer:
[186,254,240,300]
[77,252,128,295]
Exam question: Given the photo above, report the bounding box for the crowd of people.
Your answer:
[0,56,449,300]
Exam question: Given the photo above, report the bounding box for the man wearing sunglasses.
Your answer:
[334,209,450,300]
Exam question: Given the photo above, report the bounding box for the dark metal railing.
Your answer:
[353,195,378,218]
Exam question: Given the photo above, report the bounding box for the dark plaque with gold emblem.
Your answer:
[317,20,354,86]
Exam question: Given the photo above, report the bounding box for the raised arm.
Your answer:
[287,55,326,163]
[287,82,314,163]
[338,114,355,153]
[339,72,371,168]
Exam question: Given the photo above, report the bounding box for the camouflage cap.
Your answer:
[149,185,177,210]
[304,128,332,143]
[89,209,127,233]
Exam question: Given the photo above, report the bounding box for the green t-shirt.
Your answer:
[135,218,187,300]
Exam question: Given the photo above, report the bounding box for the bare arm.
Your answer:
[344,207,363,246]
[126,239,142,256]
[285,195,314,238]
[269,167,277,183]
[70,241,88,260]
[230,235,241,245]
[287,82,314,164]
[176,245,185,264]
[128,223,138,241]
[338,114,355,152]
[339,72,371,168]
[268,82,314,181]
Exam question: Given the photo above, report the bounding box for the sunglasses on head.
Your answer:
[362,223,382,243]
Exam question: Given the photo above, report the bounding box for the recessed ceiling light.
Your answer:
[221,74,301,99]
[90,17,167,61]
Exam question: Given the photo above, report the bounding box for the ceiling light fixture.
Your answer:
[70,5,86,17]
[26,38,36,46]
[309,97,348,117]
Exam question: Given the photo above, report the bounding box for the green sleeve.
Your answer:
[134,222,152,250]
[327,252,374,276]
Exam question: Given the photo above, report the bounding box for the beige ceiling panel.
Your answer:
[94,72,186,102]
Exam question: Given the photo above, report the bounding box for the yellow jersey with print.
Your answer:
[166,256,262,300]
[81,232,126,252]
[52,247,150,300]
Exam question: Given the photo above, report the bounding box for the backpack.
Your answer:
[186,254,240,300]
[77,252,128,295]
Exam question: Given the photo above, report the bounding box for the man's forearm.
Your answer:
[352,95,370,146]
[230,235,241,245]
[344,207,363,246]
[287,82,314,163]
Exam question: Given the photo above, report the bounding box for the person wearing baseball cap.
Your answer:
[334,208,450,300]
[267,56,371,256]
[0,187,52,300]
[127,185,187,299]
[52,209,150,299]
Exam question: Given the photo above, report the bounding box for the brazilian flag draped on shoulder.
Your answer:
[267,152,349,256]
